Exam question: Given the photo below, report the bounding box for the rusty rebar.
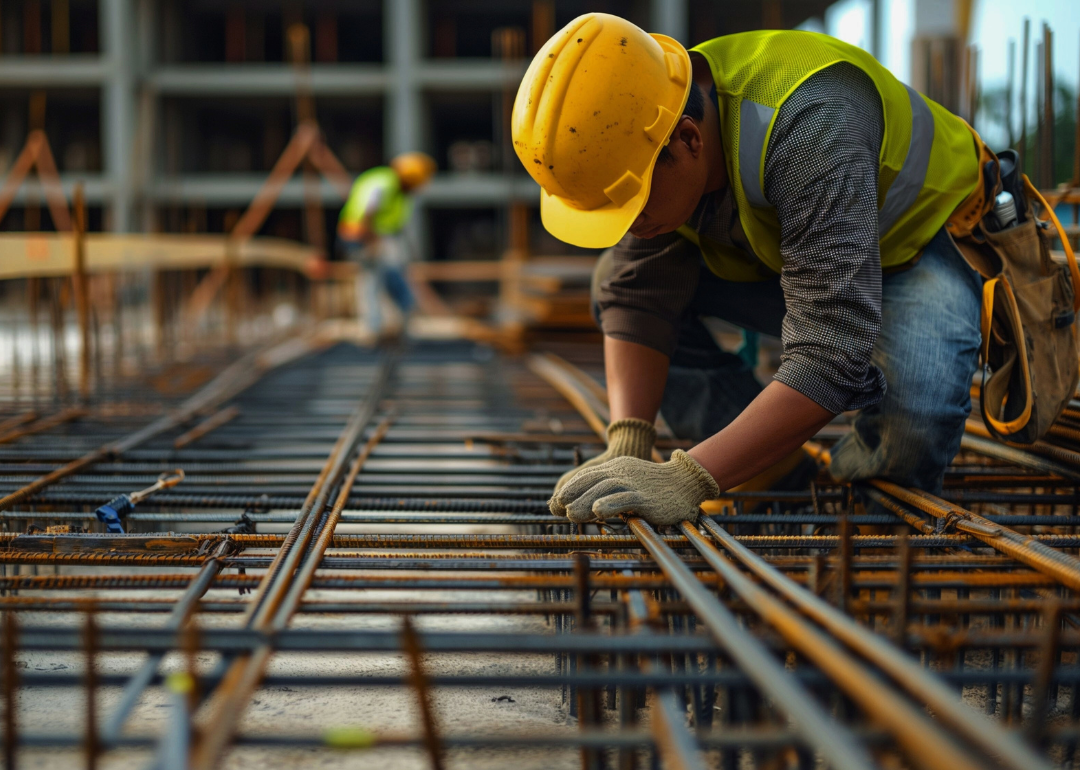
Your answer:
[84,605,98,770]
[400,615,445,770]
[3,610,16,770]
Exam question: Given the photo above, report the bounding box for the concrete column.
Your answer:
[385,0,426,256]
[385,0,422,157]
[101,0,136,231]
[650,0,688,45]
[135,0,157,231]
[135,0,156,71]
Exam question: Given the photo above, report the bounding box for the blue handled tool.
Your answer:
[95,470,185,534]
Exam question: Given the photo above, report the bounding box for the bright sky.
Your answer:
[971,0,1080,144]
[972,0,1080,89]
[820,0,1080,146]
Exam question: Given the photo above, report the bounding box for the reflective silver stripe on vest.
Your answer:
[878,84,934,235]
[738,99,775,208]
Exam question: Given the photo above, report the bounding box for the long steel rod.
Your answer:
[274,417,394,625]
[100,541,232,745]
[5,530,1080,552]
[696,514,1056,770]
[869,480,1080,591]
[960,433,1080,480]
[628,517,875,770]
[689,518,1051,770]
[17,667,1080,690]
[617,564,707,770]
[0,334,320,511]
[191,355,395,769]
[17,624,1080,654]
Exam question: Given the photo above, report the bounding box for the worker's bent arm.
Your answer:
[687,381,833,491]
[606,336,834,492]
[605,336,669,424]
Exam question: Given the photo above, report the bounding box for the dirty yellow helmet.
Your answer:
[391,152,437,190]
[512,14,691,248]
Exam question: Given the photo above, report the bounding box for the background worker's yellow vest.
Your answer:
[339,166,411,237]
[685,31,980,281]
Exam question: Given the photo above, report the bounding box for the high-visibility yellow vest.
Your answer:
[338,166,411,237]
[680,30,981,282]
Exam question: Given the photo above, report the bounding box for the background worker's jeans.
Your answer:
[343,236,415,334]
[593,227,983,494]
[362,264,415,334]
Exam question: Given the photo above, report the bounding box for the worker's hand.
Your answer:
[550,450,720,526]
[550,418,656,516]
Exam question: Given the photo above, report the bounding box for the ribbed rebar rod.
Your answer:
[191,354,395,770]
[869,479,1080,592]
[275,417,393,626]
[241,353,396,627]
[7,531,1080,554]
[628,517,875,770]
[0,408,86,445]
[695,516,1049,768]
[960,432,1080,480]
[17,622,1080,654]
[100,541,232,746]
[0,334,320,511]
[617,566,708,770]
[692,518,1051,770]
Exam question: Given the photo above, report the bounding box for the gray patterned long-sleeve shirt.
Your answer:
[594,62,888,415]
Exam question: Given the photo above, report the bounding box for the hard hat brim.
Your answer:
[540,185,650,249]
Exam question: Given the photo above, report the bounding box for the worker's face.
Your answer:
[629,118,711,240]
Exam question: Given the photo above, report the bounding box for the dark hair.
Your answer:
[657,82,706,164]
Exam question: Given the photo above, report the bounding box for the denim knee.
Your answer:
[837,390,971,493]
[885,408,966,484]
[830,227,981,493]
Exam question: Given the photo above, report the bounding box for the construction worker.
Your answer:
[338,152,436,335]
[513,15,987,526]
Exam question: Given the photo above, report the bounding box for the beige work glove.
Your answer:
[550,450,720,526]
[550,418,656,517]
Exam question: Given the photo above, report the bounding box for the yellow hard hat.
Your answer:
[391,152,437,190]
[512,14,691,248]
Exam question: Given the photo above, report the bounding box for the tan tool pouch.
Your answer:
[948,141,1080,443]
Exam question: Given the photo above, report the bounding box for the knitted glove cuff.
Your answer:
[670,450,721,504]
[605,418,656,460]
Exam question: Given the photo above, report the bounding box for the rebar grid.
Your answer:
[0,339,1077,769]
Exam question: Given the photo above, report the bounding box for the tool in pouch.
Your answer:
[947,133,1080,445]
[95,470,185,534]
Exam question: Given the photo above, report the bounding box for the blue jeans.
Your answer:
[342,239,415,334]
[593,228,983,494]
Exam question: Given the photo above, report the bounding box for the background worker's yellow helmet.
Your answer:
[391,152,437,190]
[512,14,691,248]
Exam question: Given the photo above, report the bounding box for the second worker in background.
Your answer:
[338,152,436,338]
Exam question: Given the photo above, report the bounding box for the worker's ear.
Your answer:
[669,117,703,161]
